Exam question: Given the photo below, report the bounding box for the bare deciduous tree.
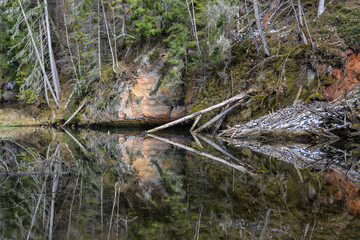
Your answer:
[44,0,61,102]
[18,0,60,107]
[253,0,270,56]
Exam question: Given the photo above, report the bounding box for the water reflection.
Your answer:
[0,128,359,239]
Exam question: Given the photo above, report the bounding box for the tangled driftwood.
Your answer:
[219,100,360,142]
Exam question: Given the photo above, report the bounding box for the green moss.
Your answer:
[314,0,360,52]
[100,64,115,83]
[323,74,333,86]
[306,93,325,103]
[253,94,269,104]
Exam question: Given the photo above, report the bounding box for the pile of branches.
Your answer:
[219,100,360,142]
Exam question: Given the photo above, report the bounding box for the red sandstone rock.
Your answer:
[322,51,360,101]
[132,75,158,97]
[140,102,171,120]
[170,106,186,120]
[117,55,185,121]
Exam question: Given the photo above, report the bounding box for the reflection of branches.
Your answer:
[148,134,251,173]
[61,127,88,154]
[27,180,46,240]
[49,145,61,240]
[0,139,72,240]
[196,134,252,169]
[3,139,41,161]
[66,152,81,240]
[194,204,203,240]
[108,182,121,240]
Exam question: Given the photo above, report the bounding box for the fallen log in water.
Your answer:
[147,89,257,133]
[219,100,360,142]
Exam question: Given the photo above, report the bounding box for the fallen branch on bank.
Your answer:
[62,98,87,127]
[147,89,257,133]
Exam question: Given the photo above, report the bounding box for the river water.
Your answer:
[0,127,359,239]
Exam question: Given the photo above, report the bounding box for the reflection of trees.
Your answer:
[0,139,71,239]
[1,129,360,239]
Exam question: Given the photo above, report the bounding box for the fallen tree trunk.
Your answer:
[194,99,245,133]
[62,98,87,127]
[147,89,256,133]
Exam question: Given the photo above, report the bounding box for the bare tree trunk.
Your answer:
[291,0,313,48]
[191,0,201,56]
[18,0,60,107]
[194,99,245,133]
[185,0,201,56]
[44,0,61,101]
[245,0,260,55]
[37,11,51,107]
[112,7,119,68]
[62,98,87,127]
[101,0,117,73]
[253,0,270,56]
[297,0,307,44]
[317,0,325,18]
[98,0,102,80]
[63,0,79,80]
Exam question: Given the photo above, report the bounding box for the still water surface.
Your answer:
[0,127,359,239]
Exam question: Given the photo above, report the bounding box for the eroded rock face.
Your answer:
[118,55,186,121]
[321,50,360,101]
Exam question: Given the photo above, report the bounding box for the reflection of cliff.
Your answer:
[324,169,360,217]
[118,135,187,183]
